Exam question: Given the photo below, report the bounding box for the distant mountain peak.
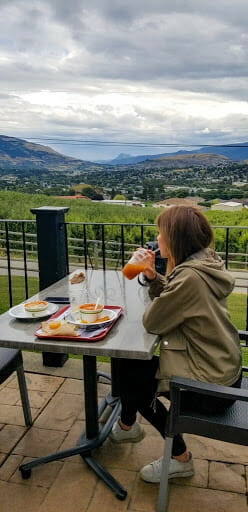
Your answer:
[105,142,248,165]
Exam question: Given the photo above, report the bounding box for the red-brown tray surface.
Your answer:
[34,305,123,342]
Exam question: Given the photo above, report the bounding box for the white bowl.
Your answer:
[78,303,104,323]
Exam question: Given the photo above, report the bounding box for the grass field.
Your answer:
[0,276,247,366]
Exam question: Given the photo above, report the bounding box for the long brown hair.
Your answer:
[157,206,213,274]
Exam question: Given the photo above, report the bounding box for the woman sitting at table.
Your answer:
[110,205,242,483]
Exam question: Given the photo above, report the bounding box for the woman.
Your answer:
[110,206,242,483]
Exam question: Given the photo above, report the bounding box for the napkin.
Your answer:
[41,321,80,337]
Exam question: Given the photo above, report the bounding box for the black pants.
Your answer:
[119,356,242,457]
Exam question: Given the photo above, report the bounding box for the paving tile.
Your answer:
[87,468,137,512]
[128,430,164,470]
[96,426,164,473]
[166,484,248,512]
[209,461,246,494]
[171,458,208,488]
[8,373,64,392]
[58,378,83,395]
[0,454,23,480]
[38,460,97,512]
[97,362,111,375]
[11,456,63,488]
[130,475,160,512]
[0,424,26,453]
[0,403,37,426]
[23,351,83,379]
[17,389,53,409]
[13,427,66,457]
[0,481,47,512]
[132,480,248,512]
[0,453,6,464]
[0,386,20,405]
[185,434,248,465]
[95,438,133,470]
[34,393,82,431]
[95,425,166,475]
[58,377,110,399]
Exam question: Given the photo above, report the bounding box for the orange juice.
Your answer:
[122,262,146,280]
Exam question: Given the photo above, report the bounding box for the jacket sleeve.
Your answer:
[143,269,199,335]
[146,273,166,300]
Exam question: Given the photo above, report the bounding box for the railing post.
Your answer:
[225,227,229,269]
[30,206,69,367]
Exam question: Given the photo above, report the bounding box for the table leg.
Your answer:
[111,358,121,397]
[83,355,99,439]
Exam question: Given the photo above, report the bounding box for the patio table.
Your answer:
[0,269,159,500]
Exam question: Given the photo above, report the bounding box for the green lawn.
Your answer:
[0,276,247,366]
[0,276,39,314]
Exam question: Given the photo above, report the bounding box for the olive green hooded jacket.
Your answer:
[142,248,242,392]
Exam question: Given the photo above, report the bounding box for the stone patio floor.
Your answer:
[0,352,247,512]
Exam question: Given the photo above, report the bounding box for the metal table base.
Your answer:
[19,356,127,501]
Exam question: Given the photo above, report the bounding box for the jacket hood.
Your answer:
[175,248,235,299]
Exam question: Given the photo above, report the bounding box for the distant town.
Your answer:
[0,160,247,210]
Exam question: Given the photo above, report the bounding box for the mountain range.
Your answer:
[101,142,248,165]
[0,134,247,172]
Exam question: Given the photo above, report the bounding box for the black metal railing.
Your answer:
[0,219,38,308]
[1,219,248,313]
[65,222,248,272]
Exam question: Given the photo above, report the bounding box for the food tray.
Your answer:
[34,305,123,342]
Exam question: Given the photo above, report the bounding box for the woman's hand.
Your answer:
[142,249,157,281]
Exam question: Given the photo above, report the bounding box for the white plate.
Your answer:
[9,302,59,320]
[65,308,117,329]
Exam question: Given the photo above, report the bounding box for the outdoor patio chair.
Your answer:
[157,330,248,512]
[0,348,32,426]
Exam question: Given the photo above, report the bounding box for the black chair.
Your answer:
[0,349,32,426]
[157,331,248,512]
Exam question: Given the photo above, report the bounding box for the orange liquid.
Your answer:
[122,262,146,280]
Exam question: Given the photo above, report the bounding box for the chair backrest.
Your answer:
[168,375,248,446]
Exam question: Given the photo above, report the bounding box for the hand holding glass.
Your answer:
[122,248,153,280]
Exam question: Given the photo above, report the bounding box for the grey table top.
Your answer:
[0,270,159,359]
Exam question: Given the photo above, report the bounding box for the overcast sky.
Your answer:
[0,0,248,161]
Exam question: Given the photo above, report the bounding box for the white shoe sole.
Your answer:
[168,469,194,479]
[109,430,145,444]
[140,467,194,483]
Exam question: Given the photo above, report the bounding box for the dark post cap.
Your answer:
[30,206,69,215]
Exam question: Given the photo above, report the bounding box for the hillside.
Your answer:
[134,153,230,169]
[0,135,98,171]
[104,142,248,165]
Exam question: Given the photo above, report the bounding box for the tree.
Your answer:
[113,194,126,200]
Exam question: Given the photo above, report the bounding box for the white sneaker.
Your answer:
[140,453,194,483]
[109,417,145,443]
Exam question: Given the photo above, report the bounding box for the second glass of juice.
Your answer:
[122,248,149,280]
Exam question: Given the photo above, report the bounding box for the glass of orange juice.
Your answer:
[122,248,149,280]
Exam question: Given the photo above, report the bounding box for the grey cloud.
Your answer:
[0,0,248,160]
